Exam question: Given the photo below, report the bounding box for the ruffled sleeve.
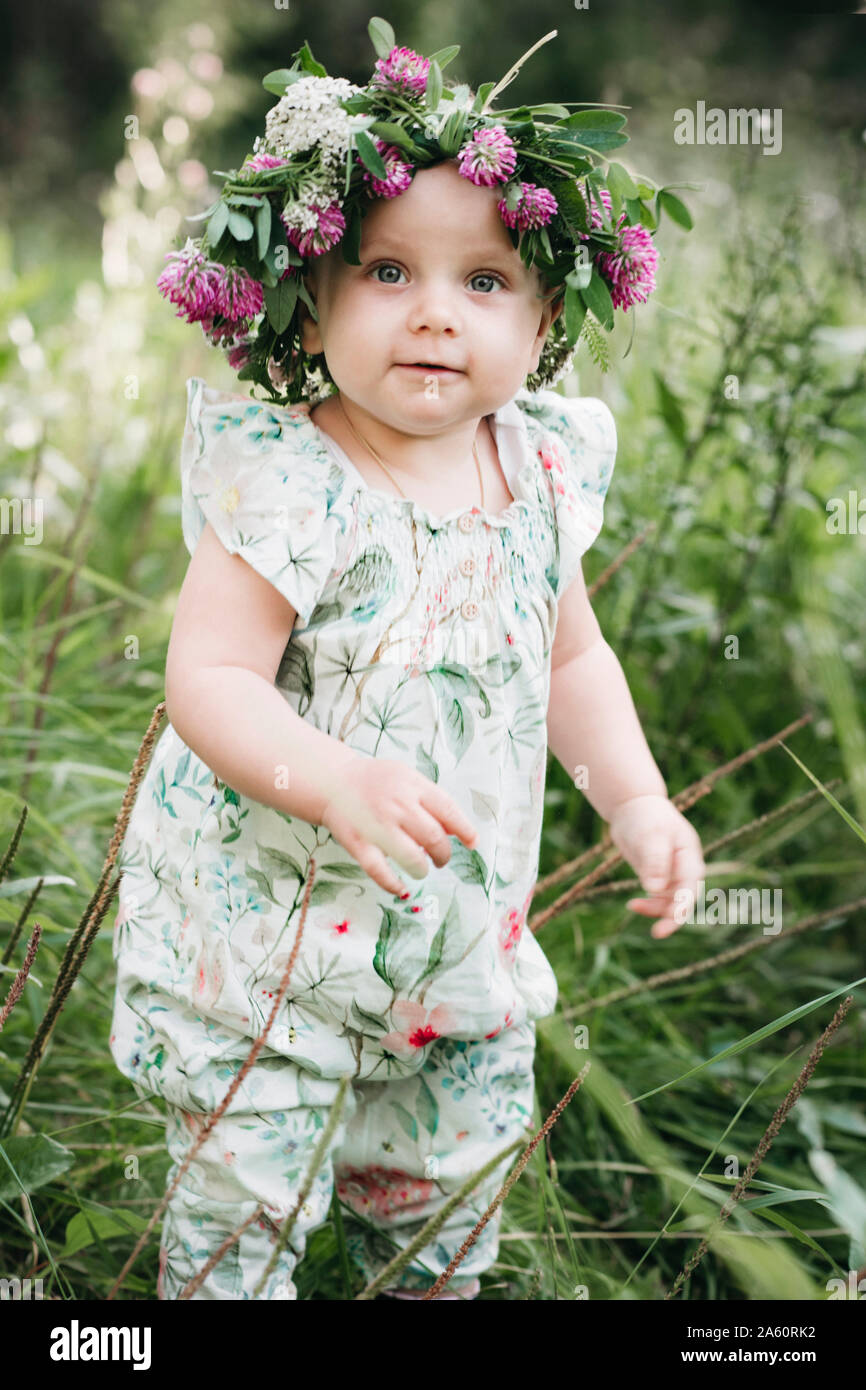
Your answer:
[180,376,350,627]
[517,388,617,598]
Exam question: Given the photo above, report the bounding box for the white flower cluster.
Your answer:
[264,76,362,166]
[280,175,344,234]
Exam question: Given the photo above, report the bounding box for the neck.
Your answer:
[334,394,488,481]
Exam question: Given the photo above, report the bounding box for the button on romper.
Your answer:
[108,375,617,1299]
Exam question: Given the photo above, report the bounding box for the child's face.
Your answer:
[299,160,563,427]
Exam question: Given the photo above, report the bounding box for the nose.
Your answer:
[404,276,464,338]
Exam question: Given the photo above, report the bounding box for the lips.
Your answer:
[398,362,463,372]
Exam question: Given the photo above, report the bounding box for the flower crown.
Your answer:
[158,16,692,405]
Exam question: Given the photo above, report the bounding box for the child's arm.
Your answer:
[165,523,478,894]
[546,563,705,937]
[165,523,359,826]
[546,563,667,818]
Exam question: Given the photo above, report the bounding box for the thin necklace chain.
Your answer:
[335,395,485,510]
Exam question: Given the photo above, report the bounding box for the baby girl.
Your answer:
[110,37,705,1302]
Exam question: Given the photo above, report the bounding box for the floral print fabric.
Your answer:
[154,1019,537,1299]
[107,374,615,1293]
[110,375,615,1084]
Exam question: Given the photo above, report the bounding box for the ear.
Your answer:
[528,287,565,375]
[298,265,323,355]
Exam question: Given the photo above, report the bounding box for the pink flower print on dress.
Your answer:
[497,908,524,969]
[380,999,458,1058]
[538,438,568,497]
[484,1008,515,1041]
[193,938,227,1012]
[336,1165,434,1221]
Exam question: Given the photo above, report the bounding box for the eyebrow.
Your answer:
[361,238,517,262]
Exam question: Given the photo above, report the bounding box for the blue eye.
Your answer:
[370,264,405,284]
[470,273,504,294]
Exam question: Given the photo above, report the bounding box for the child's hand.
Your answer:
[320,755,479,898]
[606,794,706,940]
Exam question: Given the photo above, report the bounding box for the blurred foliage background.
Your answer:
[0,0,865,1302]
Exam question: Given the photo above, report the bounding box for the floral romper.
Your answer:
[108,375,616,1299]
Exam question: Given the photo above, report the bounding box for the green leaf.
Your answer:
[227,210,254,241]
[255,198,272,259]
[548,127,629,156]
[416,1075,440,1137]
[559,110,628,132]
[447,841,488,888]
[318,861,369,880]
[414,919,447,990]
[739,1187,833,1213]
[564,284,588,345]
[257,839,304,884]
[354,129,387,179]
[207,201,229,246]
[295,41,327,79]
[428,663,494,712]
[658,189,694,230]
[607,161,639,201]
[753,1206,839,1260]
[309,879,343,906]
[351,999,390,1031]
[438,108,468,157]
[185,199,221,223]
[390,1100,418,1142]
[624,195,651,227]
[246,867,275,903]
[368,121,427,159]
[61,1202,150,1258]
[473,81,497,113]
[442,696,473,760]
[426,60,443,112]
[777,743,866,846]
[580,270,615,331]
[263,277,298,335]
[426,45,460,71]
[417,746,439,782]
[368,16,396,60]
[628,973,866,1104]
[496,102,571,119]
[372,907,400,988]
[477,652,520,688]
[262,68,301,97]
[0,1134,74,1202]
[296,276,318,321]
